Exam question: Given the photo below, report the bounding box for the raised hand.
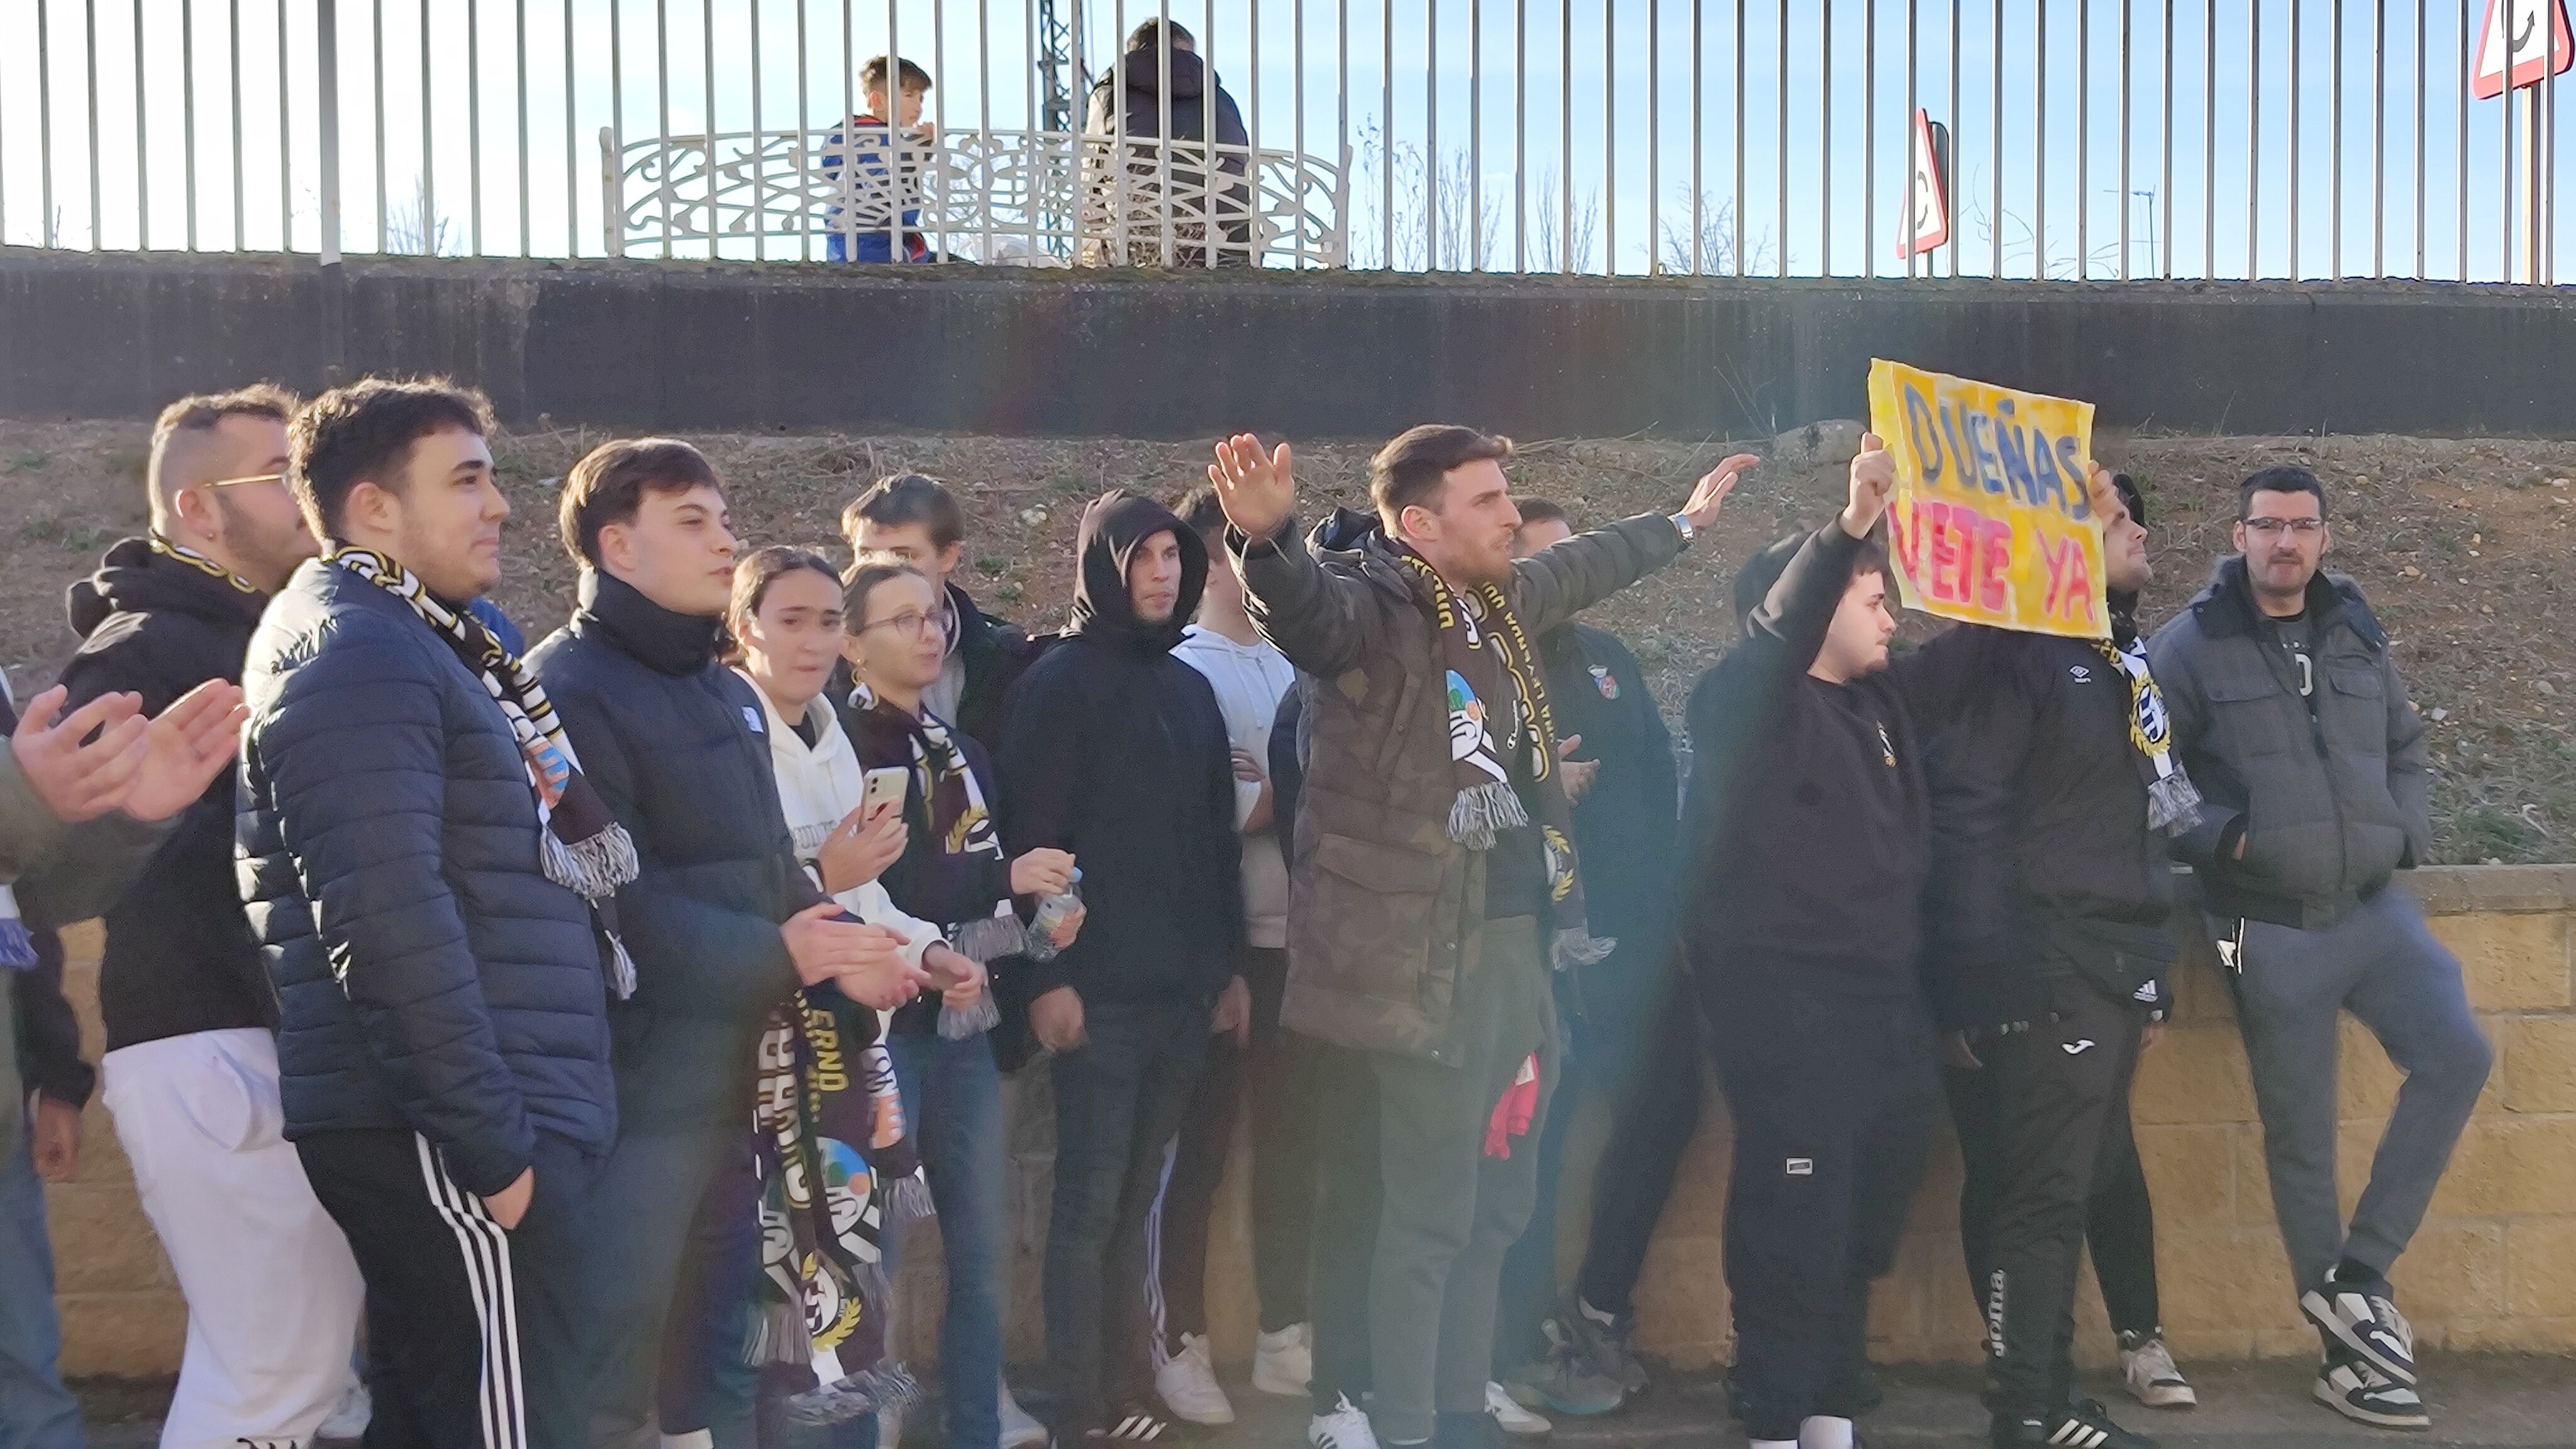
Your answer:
[1207,433,1297,541]
[1841,432,1896,539]
[2083,461,2123,521]
[1680,452,1760,530]
[121,679,249,824]
[10,687,150,824]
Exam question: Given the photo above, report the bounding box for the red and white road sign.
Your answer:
[2473,0,2573,99]
[1896,109,1951,260]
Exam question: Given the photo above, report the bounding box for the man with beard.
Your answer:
[1920,469,2198,1449]
[999,491,1243,1447]
[1206,428,1745,1449]
[54,386,368,1449]
[2148,467,2488,1431]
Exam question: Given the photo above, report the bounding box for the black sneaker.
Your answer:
[2314,1358,2431,1431]
[2302,1286,2418,1387]
[1990,1399,2157,1449]
[1546,1290,1647,1396]
[1085,1407,1201,1443]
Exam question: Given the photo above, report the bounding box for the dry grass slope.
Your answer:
[0,419,2568,863]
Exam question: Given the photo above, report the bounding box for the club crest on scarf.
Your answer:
[2093,636,2206,835]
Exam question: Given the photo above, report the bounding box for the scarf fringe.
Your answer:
[951,914,1025,965]
[743,1297,811,1368]
[1447,779,1531,853]
[542,821,641,901]
[889,1172,938,1223]
[781,1365,923,1429]
[601,933,638,1001]
[939,991,1002,1040]
[2147,770,2207,836]
[1551,928,1616,974]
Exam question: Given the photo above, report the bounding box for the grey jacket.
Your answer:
[1231,506,1687,1063]
[2145,556,2431,929]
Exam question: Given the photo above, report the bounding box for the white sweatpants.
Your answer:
[102,1028,365,1449]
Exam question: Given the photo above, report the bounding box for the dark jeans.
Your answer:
[1044,997,1211,1438]
[1572,967,1704,1321]
[300,1128,602,1449]
[580,1123,742,1449]
[886,1028,1009,1449]
[653,1137,763,1446]
[1940,975,2151,1418]
[1703,978,1939,1445]
[1148,948,1319,1353]
[1306,918,1558,1445]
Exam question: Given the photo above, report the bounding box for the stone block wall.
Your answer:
[47,865,2576,1379]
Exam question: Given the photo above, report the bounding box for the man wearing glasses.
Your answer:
[2148,465,2490,1433]
[52,386,369,1449]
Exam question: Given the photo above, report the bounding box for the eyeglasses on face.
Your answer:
[2241,518,2326,538]
[203,471,289,490]
[856,610,940,638]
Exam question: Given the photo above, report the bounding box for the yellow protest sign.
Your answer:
[1865,358,2109,640]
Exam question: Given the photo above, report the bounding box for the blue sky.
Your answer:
[0,0,2565,280]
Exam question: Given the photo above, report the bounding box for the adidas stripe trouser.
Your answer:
[297,1127,601,1449]
[1965,975,2148,1420]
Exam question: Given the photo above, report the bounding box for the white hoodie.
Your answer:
[1172,625,1296,950]
[736,670,944,1019]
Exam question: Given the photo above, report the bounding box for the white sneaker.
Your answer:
[1154,1333,1236,1426]
[1254,1323,1314,1396]
[2315,1358,2430,1430]
[1000,1375,1050,1449]
[1309,1394,1381,1449]
[2118,1331,2197,1409]
[1485,1381,1552,1437]
[316,1381,372,1441]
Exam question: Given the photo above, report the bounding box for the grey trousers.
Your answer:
[2221,885,2494,1296]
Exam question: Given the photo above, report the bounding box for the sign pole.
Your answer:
[2516,84,2545,282]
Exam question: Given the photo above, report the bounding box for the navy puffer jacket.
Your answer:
[238,560,616,1195]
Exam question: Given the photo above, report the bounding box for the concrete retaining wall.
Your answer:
[46,864,2576,1380]
[11,248,2576,441]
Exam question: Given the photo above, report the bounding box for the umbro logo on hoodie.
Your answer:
[2068,664,2094,682]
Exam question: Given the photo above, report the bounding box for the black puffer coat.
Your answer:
[239,560,614,1196]
[526,570,821,1133]
[58,538,276,1052]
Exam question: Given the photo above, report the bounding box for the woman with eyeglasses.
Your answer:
[840,555,1082,1449]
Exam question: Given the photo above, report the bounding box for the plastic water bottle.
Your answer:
[1026,869,1084,962]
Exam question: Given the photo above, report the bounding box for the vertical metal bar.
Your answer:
[1339,0,1349,269]
[2331,0,2343,277]
[1820,0,1830,275]
[1382,0,1393,269]
[933,0,949,263]
[1692,0,1704,272]
[2459,0,2468,280]
[469,0,483,253]
[370,0,384,252]
[517,0,530,256]
[1470,0,1482,270]
[1864,0,1876,279]
[1650,0,1660,275]
[186,0,201,249]
[2079,0,2091,279]
[2035,0,2046,275]
[1992,0,2002,275]
[891,0,906,267]
[1253,0,1266,268]
[2203,0,2214,277]
[1735,0,1745,274]
[280,0,294,250]
[2502,14,2514,282]
[1562,0,1573,271]
[1427,0,1439,269]
[321,0,341,262]
[2119,0,2132,279]
[655,0,669,255]
[2246,0,2257,275]
[565,0,578,257]
[1299,0,1313,269]
[750,0,765,262]
[2408,0,2421,276]
[1021,0,1036,260]
[2162,0,2174,277]
[39,0,57,246]
[236,0,250,250]
[1202,0,1215,268]
[86,0,101,249]
[1516,0,1528,270]
[1779,0,1789,277]
[706,0,721,259]
[2289,0,2301,275]
[134,0,150,247]
[977,0,991,264]
[612,0,627,257]
[1606,0,1618,271]
[841,0,852,265]
[1905,0,1917,279]
[1950,0,1960,277]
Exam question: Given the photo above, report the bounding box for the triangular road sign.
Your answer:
[1896,109,1951,260]
[2473,0,2573,99]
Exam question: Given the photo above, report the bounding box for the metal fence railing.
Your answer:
[0,1,2569,282]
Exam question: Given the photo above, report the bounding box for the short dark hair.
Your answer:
[1370,425,1514,529]
[1124,18,1196,51]
[150,382,299,513]
[842,472,966,552]
[289,377,493,536]
[557,438,724,567]
[1177,484,1228,538]
[724,547,841,663]
[1513,497,1570,530]
[862,55,933,94]
[1731,530,1889,631]
[842,555,931,631]
[2239,465,2329,520]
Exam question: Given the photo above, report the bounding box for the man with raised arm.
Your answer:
[1206,427,1746,1449]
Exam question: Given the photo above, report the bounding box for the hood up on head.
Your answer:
[1070,491,1206,655]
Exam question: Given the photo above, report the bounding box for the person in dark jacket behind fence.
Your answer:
[1209,426,1744,1449]
[999,490,1243,1446]
[2147,467,2490,1432]
[55,384,371,1449]
[1677,437,1988,1449]
[1919,470,2197,1449]
[2,665,243,1449]
[525,438,927,1449]
[1489,498,1682,1426]
[1083,21,1253,265]
[238,378,621,1449]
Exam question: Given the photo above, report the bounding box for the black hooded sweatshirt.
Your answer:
[56,537,277,1051]
[998,492,1244,1008]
